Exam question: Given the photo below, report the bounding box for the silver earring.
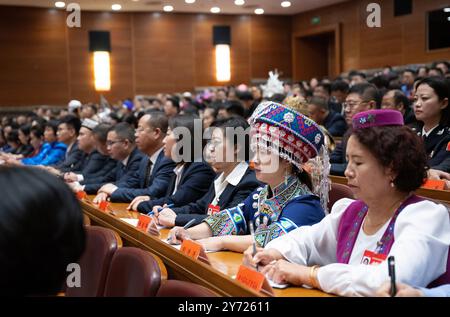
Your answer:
[390,180,395,188]
[285,169,289,186]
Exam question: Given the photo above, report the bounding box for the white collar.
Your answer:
[149,147,164,165]
[215,161,248,188]
[121,154,130,167]
[173,164,184,175]
[421,125,439,138]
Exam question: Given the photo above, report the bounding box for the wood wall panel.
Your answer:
[0,6,293,106]
[0,7,69,106]
[133,13,195,94]
[67,11,134,104]
[250,15,292,80]
[292,0,450,75]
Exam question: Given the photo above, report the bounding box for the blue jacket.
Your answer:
[137,161,216,213]
[22,141,67,166]
[110,150,176,202]
[83,148,144,194]
[171,166,261,226]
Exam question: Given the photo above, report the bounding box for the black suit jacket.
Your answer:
[110,150,176,202]
[171,166,262,226]
[137,161,216,214]
[83,148,144,194]
[53,141,85,172]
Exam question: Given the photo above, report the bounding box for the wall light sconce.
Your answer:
[89,31,111,91]
[213,26,231,82]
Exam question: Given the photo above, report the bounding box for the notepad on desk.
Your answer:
[120,218,165,230]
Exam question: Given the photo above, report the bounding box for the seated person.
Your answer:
[82,122,143,194]
[7,120,67,166]
[244,110,450,297]
[411,77,450,173]
[330,83,381,176]
[93,111,175,203]
[307,96,347,137]
[167,101,327,253]
[144,116,261,227]
[51,115,84,172]
[128,114,216,214]
[64,121,116,187]
[381,89,416,125]
[0,166,85,296]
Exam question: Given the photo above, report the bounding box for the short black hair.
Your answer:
[30,125,44,139]
[349,70,366,79]
[309,96,329,111]
[92,124,111,144]
[44,120,60,135]
[0,167,85,295]
[167,97,180,110]
[391,90,410,109]
[331,80,349,93]
[19,124,31,137]
[59,115,81,135]
[348,83,382,108]
[6,129,19,143]
[222,100,245,118]
[113,122,135,143]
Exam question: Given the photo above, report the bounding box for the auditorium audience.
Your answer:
[93,111,175,203]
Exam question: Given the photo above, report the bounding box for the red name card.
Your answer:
[236,265,274,296]
[76,191,87,200]
[422,179,446,190]
[136,214,160,236]
[98,200,109,212]
[180,239,210,264]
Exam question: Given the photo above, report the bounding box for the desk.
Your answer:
[81,197,331,297]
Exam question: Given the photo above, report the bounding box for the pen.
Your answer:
[166,218,196,242]
[388,256,396,297]
[147,203,174,216]
[249,221,258,271]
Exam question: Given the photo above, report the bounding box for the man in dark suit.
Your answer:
[307,96,348,137]
[82,122,144,194]
[63,120,116,188]
[44,115,84,176]
[94,111,175,203]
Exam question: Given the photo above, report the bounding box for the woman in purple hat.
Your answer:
[244,109,450,296]
[167,101,329,253]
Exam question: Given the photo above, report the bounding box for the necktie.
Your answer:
[143,159,153,188]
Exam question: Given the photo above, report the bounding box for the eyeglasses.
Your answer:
[106,140,125,146]
[343,100,370,110]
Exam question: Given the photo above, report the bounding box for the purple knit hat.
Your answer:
[352,109,404,130]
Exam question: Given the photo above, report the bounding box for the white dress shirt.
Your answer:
[211,162,248,206]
